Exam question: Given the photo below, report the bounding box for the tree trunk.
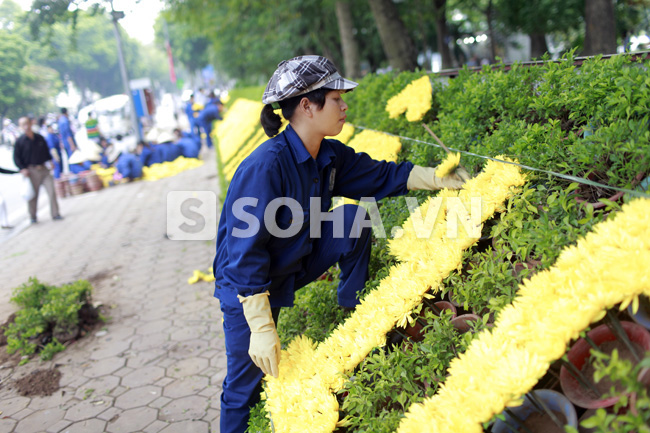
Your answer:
[335,1,361,79]
[433,0,453,69]
[486,0,497,63]
[529,33,548,59]
[336,0,361,78]
[583,0,617,55]
[367,0,417,71]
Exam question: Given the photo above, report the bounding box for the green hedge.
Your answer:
[240,52,650,432]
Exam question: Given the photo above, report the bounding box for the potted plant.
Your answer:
[560,320,650,409]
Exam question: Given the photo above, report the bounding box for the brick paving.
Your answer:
[0,151,223,433]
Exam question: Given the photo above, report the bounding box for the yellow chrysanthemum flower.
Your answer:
[435,152,461,177]
[386,76,433,122]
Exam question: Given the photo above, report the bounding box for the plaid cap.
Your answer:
[262,55,358,105]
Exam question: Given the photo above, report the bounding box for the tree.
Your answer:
[583,0,617,55]
[335,1,361,78]
[0,31,28,119]
[497,0,583,59]
[154,15,210,78]
[0,30,61,123]
[433,0,454,69]
[367,0,418,71]
[0,0,23,31]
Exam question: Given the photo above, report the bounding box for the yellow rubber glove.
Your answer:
[407,165,469,191]
[237,292,281,377]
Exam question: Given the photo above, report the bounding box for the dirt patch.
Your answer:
[14,368,62,396]
[87,266,121,287]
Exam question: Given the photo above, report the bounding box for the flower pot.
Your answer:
[627,295,650,332]
[492,389,578,433]
[403,301,458,341]
[450,313,481,334]
[574,172,645,209]
[512,259,542,279]
[560,321,650,409]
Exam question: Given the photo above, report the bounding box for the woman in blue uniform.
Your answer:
[212,55,468,433]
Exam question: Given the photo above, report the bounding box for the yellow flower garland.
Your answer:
[396,197,650,433]
[264,157,526,432]
[142,156,203,181]
[346,129,402,162]
[386,76,433,122]
[216,99,265,164]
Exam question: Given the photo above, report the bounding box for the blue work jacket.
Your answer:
[213,124,414,308]
[57,116,76,146]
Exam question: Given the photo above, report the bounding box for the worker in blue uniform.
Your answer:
[173,128,200,159]
[197,92,223,149]
[57,107,77,157]
[212,55,469,433]
[44,123,63,179]
[115,152,143,181]
[136,140,164,167]
[185,93,201,138]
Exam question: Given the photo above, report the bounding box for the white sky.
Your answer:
[12,0,164,45]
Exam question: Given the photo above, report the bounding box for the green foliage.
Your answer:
[4,277,94,363]
[580,351,650,432]
[340,309,480,433]
[0,29,58,119]
[277,268,348,347]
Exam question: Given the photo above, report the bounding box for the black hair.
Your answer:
[61,107,68,114]
[260,88,329,137]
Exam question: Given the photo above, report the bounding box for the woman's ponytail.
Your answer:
[260,104,283,137]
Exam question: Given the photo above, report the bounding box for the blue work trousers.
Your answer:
[218,204,371,433]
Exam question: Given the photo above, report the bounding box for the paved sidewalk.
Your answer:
[0,152,224,433]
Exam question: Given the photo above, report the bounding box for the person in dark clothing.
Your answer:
[13,117,62,224]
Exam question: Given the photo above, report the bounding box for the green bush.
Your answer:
[4,277,95,364]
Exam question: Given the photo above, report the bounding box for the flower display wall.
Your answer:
[216,53,650,432]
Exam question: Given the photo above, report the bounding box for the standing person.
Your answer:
[45,123,63,179]
[0,166,18,229]
[57,107,77,157]
[197,92,223,149]
[13,117,62,224]
[185,94,201,138]
[211,55,468,433]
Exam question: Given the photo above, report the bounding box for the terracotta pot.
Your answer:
[450,313,481,334]
[560,321,650,409]
[403,301,458,341]
[492,389,578,433]
[574,172,645,209]
[512,259,542,279]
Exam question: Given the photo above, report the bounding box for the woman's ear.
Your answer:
[299,97,312,117]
